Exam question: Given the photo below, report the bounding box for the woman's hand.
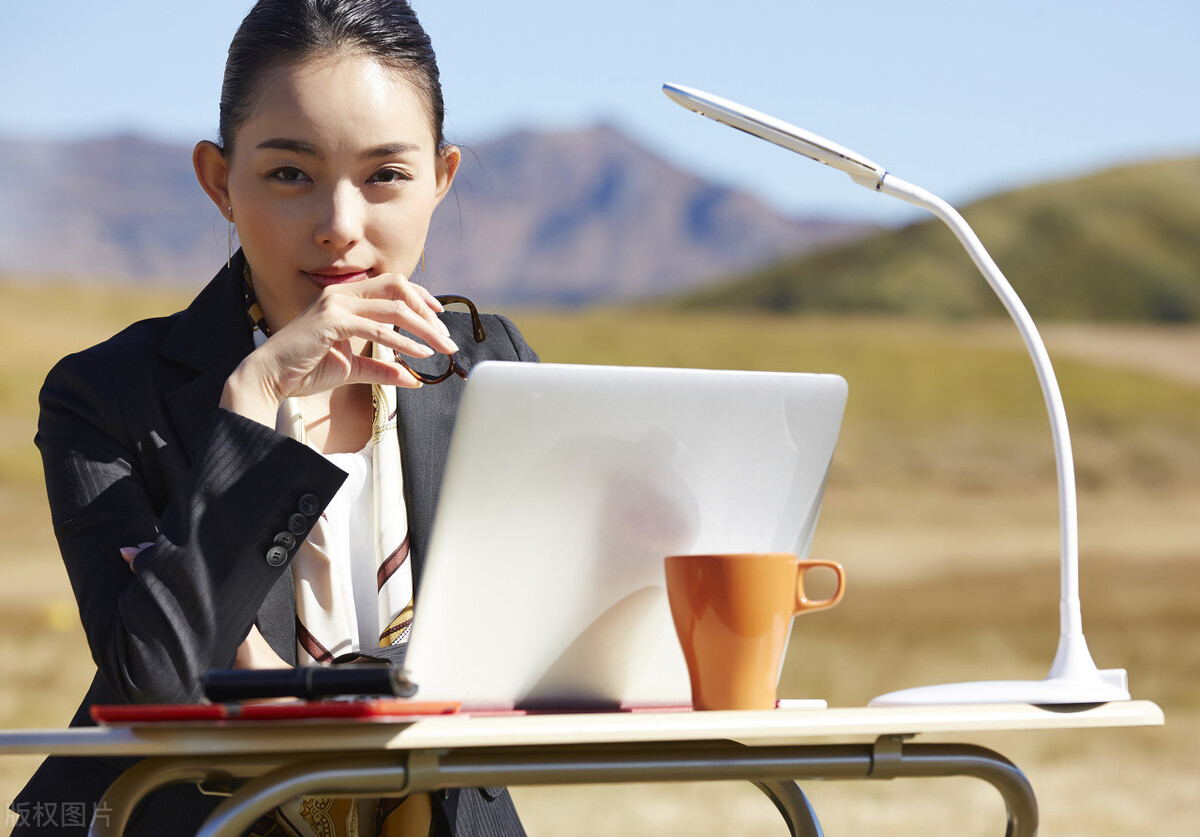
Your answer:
[234,625,290,670]
[121,542,289,676]
[221,273,457,426]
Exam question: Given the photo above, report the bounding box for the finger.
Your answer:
[333,309,446,357]
[348,354,425,389]
[325,314,443,362]
[412,282,445,313]
[373,274,452,340]
[398,281,453,341]
[293,293,449,356]
[384,331,439,359]
[334,275,453,344]
[352,298,459,354]
[120,542,153,569]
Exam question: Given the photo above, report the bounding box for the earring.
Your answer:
[227,207,234,269]
[420,248,426,274]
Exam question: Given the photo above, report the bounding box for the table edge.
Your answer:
[0,700,1165,757]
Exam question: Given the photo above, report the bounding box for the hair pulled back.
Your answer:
[219,0,446,153]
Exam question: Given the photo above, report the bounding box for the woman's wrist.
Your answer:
[221,358,284,428]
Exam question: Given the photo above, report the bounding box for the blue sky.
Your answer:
[2,0,1197,224]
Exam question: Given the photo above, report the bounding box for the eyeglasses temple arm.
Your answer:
[435,295,487,343]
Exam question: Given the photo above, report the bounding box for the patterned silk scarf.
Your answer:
[280,371,416,663]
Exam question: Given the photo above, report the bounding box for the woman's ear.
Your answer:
[434,145,461,206]
[193,140,232,215]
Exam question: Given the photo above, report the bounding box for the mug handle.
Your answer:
[795,559,846,614]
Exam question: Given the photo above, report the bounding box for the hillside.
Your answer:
[0,128,870,305]
[675,156,1200,321]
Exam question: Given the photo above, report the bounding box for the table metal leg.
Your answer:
[753,780,824,837]
[88,755,288,837]
[90,757,210,837]
[195,756,410,837]
[871,740,1038,837]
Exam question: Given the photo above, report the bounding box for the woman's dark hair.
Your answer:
[218,0,446,153]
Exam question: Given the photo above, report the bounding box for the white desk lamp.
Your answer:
[663,83,1130,705]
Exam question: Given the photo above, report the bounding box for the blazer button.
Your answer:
[265,546,289,567]
[273,531,298,551]
[299,492,321,516]
[287,513,308,536]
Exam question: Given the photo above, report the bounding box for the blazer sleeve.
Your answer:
[37,349,347,704]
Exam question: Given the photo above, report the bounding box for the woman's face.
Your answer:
[206,52,458,328]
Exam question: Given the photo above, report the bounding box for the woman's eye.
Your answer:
[369,168,413,184]
[267,167,310,183]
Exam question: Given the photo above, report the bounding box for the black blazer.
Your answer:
[13,254,535,835]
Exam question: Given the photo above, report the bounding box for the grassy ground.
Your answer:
[0,282,1196,833]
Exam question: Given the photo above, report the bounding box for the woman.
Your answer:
[11,1,532,834]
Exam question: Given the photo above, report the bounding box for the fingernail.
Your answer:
[438,319,451,337]
[445,338,460,353]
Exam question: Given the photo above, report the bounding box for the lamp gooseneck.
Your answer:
[871,175,1128,704]
[877,175,1082,640]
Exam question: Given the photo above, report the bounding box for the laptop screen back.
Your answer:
[402,362,848,710]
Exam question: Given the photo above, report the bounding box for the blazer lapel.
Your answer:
[159,255,256,465]
[395,377,464,594]
[158,254,297,664]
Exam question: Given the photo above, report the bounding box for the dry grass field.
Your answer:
[0,281,1196,834]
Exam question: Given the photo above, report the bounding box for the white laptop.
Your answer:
[402,361,848,710]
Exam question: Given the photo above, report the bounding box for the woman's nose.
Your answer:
[313,182,364,249]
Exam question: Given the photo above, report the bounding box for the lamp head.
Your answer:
[662,83,886,190]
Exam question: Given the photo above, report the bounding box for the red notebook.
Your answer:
[91,699,460,725]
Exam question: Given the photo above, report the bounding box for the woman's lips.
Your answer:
[304,269,370,287]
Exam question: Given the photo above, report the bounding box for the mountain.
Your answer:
[0,135,218,282]
[0,127,871,304]
[674,156,1200,321]
[427,125,871,304]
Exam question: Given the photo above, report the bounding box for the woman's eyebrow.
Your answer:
[363,141,421,158]
[257,138,319,156]
[254,139,420,159]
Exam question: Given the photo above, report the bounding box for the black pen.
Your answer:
[201,665,417,703]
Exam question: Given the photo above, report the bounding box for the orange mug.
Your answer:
[664,553,845,711]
